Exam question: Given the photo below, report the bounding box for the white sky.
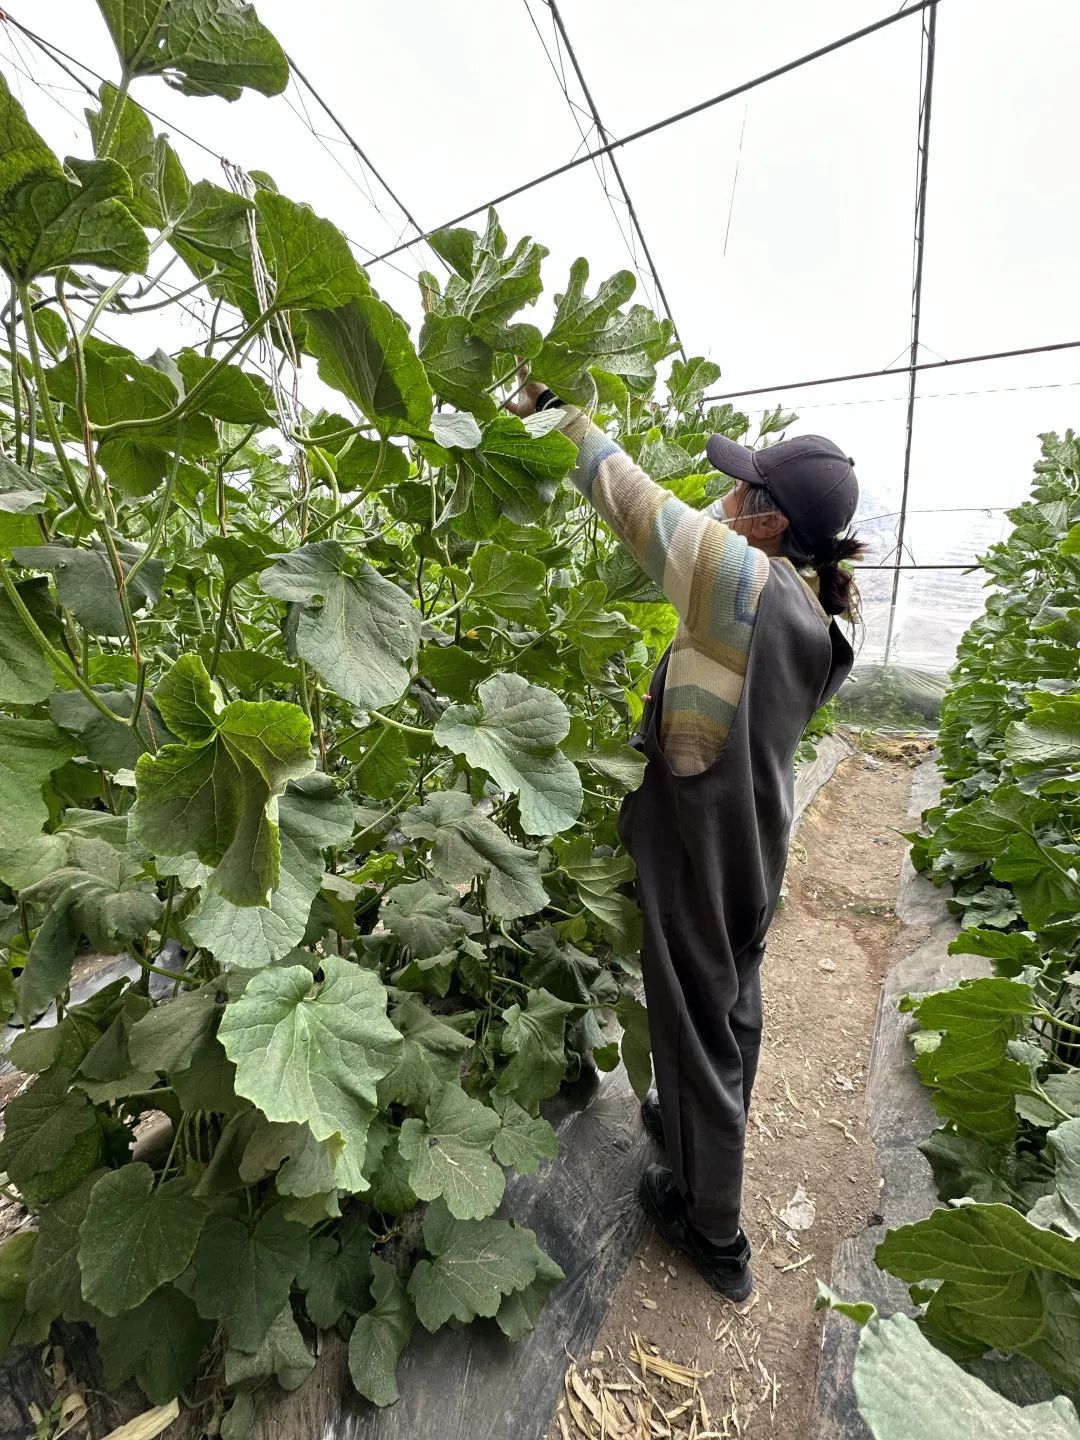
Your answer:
[6,0,1079,668]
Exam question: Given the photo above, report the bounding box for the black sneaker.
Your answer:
[639,1164,753,1301]
[641,1089,665,1147]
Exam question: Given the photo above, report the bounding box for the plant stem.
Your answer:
[432,586,475,623]
[304,440,388,543]
[90,312,274,440]
[93,76,130,159]
[16,284,96,522]
[1033,1083,1075,1122]
[372,709,434,738]
[208,583,234,678]
[158,876,176,950]
[0,562,130,725]
[6,285,24,467]
[126,423,185,586]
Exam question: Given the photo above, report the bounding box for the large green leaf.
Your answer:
[218,955,401,1173]
[555,835,640,951]
[466,544,548,626]
[16,837,161,1020]
[305,294,433,436]
[254,192,368,311]
[906,977,1040,1079]
[293,1217,372,1329]
[378,993,475,1112]
[0,1068,100,1207]
[127,982,220,1074]
[428,212,545,352]
[193,1207,309,1351]
[1028,1119,1080,1238]
[876,1202,1080,1387]
[521,927,619,1007]
[224,1304,315,1391]
[0,1232,37,1353]
[850,1311,1080,1440]
[95,0,288,98]
[418,313,495,416]
[491,1092,558,1175]
[667,356,723,416]
[0,454,47,513]
[133,655,313,905]
[175,351,273,425]
[497,987,576,1112]
[0,76,148,283]
[401,791,548,920]
[399,1083,504,1220]
[12,539,164,636]
[88,84,189,228]
[407,1198,546,1332]
[260,540,421,710]
[417,643,493,701]
[169,178,253,294]
[616,994,653,1102]
[78,1164,208,1315]
[189,773,353,969]
[348,1257,415,1407]
[553,581,640,678]
[1006,694,1080,770]
[0,717,74,849]
[50,686,173,771]
[562,716,647,794]
[380,878,481,959]
[919,1130,1017,1205]
[24,1171,102,1325]
[0,580,54,704]
[433,673,582,836]
[495,1250,564,1341]
[991,834,1080,928]
[446,413,575,539]
[533,259,664,402]
[95,1285,213,1404]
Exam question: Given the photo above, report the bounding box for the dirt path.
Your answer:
[551,739,933,1440]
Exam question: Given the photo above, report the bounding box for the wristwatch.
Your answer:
[535,388,563,412]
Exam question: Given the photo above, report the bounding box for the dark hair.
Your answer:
[732,485,865,619]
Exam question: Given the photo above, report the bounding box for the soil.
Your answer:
[551,739,935,1440]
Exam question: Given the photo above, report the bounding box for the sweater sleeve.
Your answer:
[561,409,770,636]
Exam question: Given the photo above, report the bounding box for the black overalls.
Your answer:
[618,561,854,1240]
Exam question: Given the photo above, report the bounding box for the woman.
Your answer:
[509,381,862,1300]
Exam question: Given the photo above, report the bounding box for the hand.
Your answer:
[503,363,549,418]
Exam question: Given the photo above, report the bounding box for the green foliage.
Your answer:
[0,5,797,1416]
[895,432,1080,1407]
[815,1299,1080,1439]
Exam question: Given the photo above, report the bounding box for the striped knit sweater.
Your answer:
[563,409,827,776]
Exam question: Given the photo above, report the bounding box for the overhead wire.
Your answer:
[283,52,447,281]
[520,0,648,299]
[763,376,1080,412]
[367,0,941,265]
[526,0,688,360]
[702,339,1080,403]
[885,0,938,661]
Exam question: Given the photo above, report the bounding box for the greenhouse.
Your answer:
[0,2,1078,1438]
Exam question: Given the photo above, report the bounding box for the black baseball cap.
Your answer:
[706,432,859,553]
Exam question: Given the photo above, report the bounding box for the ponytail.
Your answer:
[810,531,865,618]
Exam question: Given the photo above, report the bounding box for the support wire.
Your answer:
[884,1,938,664]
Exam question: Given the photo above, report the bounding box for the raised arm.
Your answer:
[559,408,770,637]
